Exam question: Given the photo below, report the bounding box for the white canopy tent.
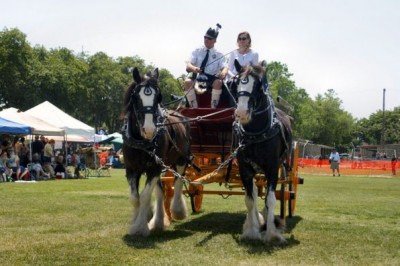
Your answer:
[0,107,65,136]
[25,101,95,142]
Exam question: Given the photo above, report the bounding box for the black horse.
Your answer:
[233,60,292,243]
[122,67,191,236]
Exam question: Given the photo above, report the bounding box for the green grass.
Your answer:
[1,169,399,265]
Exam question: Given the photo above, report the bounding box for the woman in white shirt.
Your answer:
[226,31,259,106]
[227,31,259,80]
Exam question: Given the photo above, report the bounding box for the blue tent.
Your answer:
[0,117,31,134]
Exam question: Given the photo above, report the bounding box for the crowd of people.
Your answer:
[0,133,124,182]
[0,135,71,181]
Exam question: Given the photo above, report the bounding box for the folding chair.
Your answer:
[97,164,111,177]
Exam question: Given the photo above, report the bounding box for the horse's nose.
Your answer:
[142,126,156,140]
[141,114,156,140]
[235,107,250,124]
[235,108,246,120]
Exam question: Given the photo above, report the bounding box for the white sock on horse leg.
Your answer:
[186,89,198,108]
[211,89,222,108]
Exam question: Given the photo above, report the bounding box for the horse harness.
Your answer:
[233,80,289,151]
[122,109,190,162]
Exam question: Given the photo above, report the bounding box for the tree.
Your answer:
[0,28,34,110]
[356,107,400,144]
[299,89,355,147]
[85,52,127,133]
[267,61,311,138]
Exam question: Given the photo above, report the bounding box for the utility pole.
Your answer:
[381,88,386,146]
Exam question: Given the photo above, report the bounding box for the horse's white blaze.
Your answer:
[235,78,255,124]
[139,87,157,140]
[235,96,250,123]
[171,165,188,220]
[241,182,262,240]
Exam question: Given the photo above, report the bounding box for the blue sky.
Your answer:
[2,0,399,119]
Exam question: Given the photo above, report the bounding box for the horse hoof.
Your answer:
[129,225,150,237]
[148,217,170,231]
[264,232,286,244]
[241,230,262,241]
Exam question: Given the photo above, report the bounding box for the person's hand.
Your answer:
[219,71,227,80]
[193,67,201,74]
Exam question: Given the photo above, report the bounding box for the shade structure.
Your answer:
[25,101,95,142]
[0,117,31,134]
[0,107,65,136]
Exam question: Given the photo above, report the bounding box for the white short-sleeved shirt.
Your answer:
[329,152,340,163]
[228,49,259,78]
[188,46,227,76]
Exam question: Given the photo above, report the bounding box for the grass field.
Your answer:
[1,169,399,265]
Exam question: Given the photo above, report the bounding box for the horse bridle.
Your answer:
[236,73,270,117]
[234,71,281,145]
[128,82,164,141]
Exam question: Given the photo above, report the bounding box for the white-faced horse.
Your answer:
[122,67,191,236]
[233,60,292,243]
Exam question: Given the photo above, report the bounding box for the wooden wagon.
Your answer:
[161,90,303,223]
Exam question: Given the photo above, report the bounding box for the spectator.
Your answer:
[0,150,12,182]
[54,155,70,179]
[1,135,12,151]
[329,148,341,176]
[31,153,50,180]
[318,155,323,168]
[31,135,44,162]
[392,155,397,175]
[40,135,47,162]
[43,139,55,178]
[73,149,82,178]
[7,149,29,180]
[16,137,30,167]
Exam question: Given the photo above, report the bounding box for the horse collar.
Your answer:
[234,121,280,146]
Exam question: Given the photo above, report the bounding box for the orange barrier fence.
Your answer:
[298,159,399,176]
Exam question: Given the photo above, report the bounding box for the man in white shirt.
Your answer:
[184,24,228,108]
[329,148,341,176]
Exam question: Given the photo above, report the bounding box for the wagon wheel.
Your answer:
[288,142,299,217]
[188,183,203,213]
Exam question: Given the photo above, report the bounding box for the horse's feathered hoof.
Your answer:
[148,216,170,231]
[263,231,287,244]
[128,224,150,237]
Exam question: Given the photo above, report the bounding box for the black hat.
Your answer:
[205,23,222,39]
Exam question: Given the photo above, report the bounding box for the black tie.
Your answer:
[200,49,209,72]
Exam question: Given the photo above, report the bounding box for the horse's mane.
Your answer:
[239,64,265,80]
[121,82,137,118]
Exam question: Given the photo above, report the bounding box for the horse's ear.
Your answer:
[234,59,242,73]
[132,67,142,84]
[151,68,159,80]
[260,60,267,73]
